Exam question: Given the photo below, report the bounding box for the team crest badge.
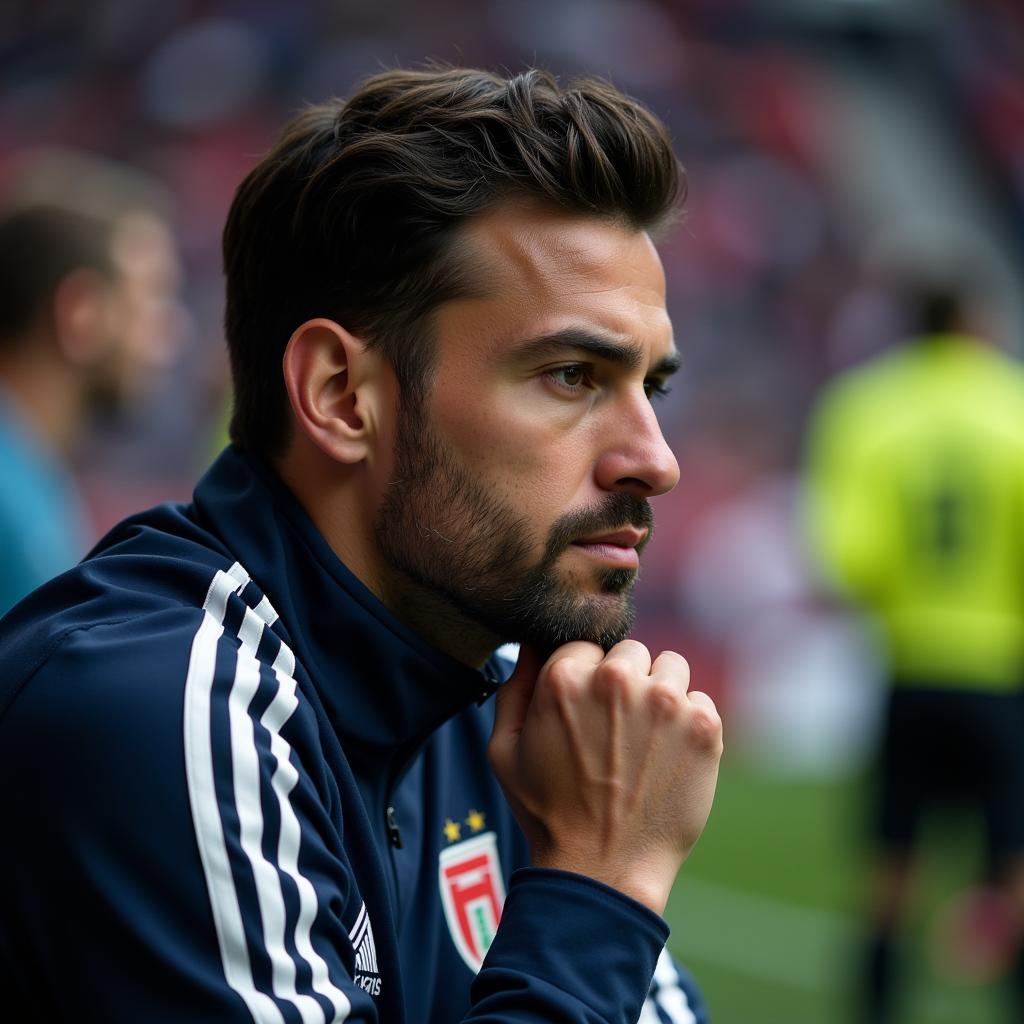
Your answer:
[439,830,506,972]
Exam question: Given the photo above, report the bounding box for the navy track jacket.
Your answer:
[0,447,708,1023]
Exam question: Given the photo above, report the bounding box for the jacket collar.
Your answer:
[192,446,499,784]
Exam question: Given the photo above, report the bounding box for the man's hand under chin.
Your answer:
[488,639,722,916]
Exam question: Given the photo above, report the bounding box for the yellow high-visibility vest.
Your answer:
[804,335,1024,690]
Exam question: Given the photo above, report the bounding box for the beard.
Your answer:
[374,401,654,656]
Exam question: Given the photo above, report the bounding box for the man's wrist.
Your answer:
[529,847,676,915]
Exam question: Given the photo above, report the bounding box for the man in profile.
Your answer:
[0,67,721,1023]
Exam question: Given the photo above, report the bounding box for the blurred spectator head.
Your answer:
[222,65,686,457]
[890,271,988,341]
[0,204,114,353]
[0,149,182,429]
[916,285,966,336]
[865,214,1005,343]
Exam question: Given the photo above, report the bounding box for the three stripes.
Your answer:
[183,562,351,1024]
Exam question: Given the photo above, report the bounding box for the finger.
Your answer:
[586,640,651,707]
[491,645,544,749]
[544,640,606,673]
[651,650,690,692]
[685,690,724,752]
[600,638,652,675]
[686,689,719,716]
[533,641,606,712]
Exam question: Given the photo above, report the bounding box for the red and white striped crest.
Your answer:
[438,832,505,973]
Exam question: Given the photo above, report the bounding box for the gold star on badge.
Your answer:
[443,818,462,843]
[465,809,485,833]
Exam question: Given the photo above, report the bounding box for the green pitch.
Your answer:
[663,756,1007,1023]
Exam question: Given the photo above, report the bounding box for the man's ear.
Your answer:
[282,318,388,465]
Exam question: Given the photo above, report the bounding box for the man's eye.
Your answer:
[644,380,673,401]
[548,365,589,390]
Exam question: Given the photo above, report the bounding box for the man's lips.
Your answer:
[569,527,647,568]
[572,528,647,548]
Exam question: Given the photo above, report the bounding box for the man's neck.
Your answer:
[275,444,501,669]
[374,565,504,668]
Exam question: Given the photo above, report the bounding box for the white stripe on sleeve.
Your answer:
[185,563,351,1023]
[637,998,662,1024]
[262,641,351,1019]
[229,606,331,1023]
[648,948,697,1024]
[184,565,285,1024]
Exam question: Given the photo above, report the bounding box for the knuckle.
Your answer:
[687,701,723,750]
[595,657,634,685]
[545,656,579,685]
[593,658,636,697]
[543,659,584,700]
[647,681,683,717]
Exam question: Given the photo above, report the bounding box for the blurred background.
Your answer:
[2,0,1023,1020]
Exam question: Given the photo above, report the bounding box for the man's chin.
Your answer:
[553,552,638,594]
[510,586,636,656]
[597,567,638,595]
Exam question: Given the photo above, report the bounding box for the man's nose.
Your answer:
[594,398,680,497]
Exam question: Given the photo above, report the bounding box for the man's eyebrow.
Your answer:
[511,328,681,377]
[651,351,682,378]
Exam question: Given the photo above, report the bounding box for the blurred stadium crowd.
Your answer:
[1,0,1022,761]
[2,0,1024,1019]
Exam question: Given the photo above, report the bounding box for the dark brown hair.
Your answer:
[223,66,685,455]
[0,206,114,345]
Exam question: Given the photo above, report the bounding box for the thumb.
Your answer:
[490,645,544,753]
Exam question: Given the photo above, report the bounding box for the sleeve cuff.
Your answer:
[474,867,669,1022]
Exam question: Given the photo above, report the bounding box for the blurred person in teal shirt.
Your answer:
[805,280,1024,1023]
[0,160,180,616]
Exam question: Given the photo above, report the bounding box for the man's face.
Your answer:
[87,213,182,416]
[374,203,680,656]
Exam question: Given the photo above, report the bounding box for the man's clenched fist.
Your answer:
[488,639,722,916]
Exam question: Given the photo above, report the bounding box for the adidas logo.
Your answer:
[349,902,381,997]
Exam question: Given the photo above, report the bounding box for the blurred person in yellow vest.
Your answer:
[804,278,1024,1023]
[0,152,181,615]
